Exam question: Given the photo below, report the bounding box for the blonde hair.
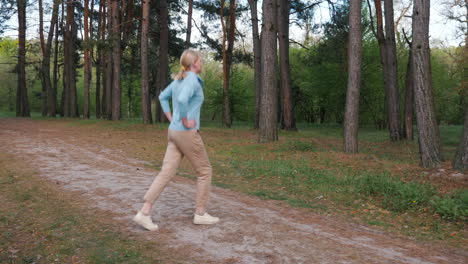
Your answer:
[172,49,202,80]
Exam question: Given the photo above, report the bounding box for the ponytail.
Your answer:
[172,49,201,80]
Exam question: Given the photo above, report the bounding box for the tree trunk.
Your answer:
[65,0,78,117]
[156,0,169,123]
[45,0,60,117]
[60,0,66,117]
[185,0,193,48]
[111,0,121,120]
[258,0,278,142]
[453,8,468,171]
[278,0,295,131]
[453,107,468,171]
[221,0,236,128]
[384,0,401,141]
[83,0,91,119]
[343,0,362,154]
[404,46,414,140]
[102,0,109,118]
[412,0,442,168]
[248,0,261,129]
[52,10,59,117]
[95,0,104,119]
[39,0,48,116]
[141,0,152,124]
[16,0,30,117]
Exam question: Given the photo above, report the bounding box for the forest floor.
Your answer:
[0,117,467,263]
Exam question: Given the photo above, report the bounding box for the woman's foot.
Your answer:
[133,211,159,231]
[193,213,219,225]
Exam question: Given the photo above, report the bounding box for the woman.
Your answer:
[133,50,219,231]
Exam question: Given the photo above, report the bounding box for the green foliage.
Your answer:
[285,140,316,152]
[431,190,468,221]
[201,59,254,122]
[431,48,465,125]
[358,173,437,212]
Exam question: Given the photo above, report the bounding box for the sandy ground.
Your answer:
[0,118,466,264]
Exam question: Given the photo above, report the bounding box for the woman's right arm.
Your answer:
[159,81,174,115]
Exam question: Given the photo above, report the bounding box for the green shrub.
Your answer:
[288,140,316,152]
[431,190,468,221]
[358,173,436,212]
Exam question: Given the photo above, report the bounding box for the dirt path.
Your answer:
[1,118,466,264]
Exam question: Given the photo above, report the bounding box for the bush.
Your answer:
[358,173,437,212]
[431,190,468,221]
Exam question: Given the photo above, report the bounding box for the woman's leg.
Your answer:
[173,131,212,215]
[141,139,183,213]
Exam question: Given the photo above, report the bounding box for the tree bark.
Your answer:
[16,0,30,117]
[64,0,78,117]
[102,0,109,118]
[156,0,169,123]
[258,0,278,142]
[185,0,193,48]
[384,0,401,141]
[278,0,296,131]
[39,0,47,116]
[453,6,468,171]
[453,107,468,171]
[141,0,152,124]
[247,0,261,129]
[59,0,66,117]
[111,0,121,120]
[343,0,362,154]
[412,0,443,168]
[83,0,91,119]
[52,4,60,117]
[44,0,60,117]
[404,44,414,140]
[221,0,236,128]
[95,0,104,119]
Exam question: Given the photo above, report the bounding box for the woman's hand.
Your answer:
[182,117,196,128]
[164,112,173,122]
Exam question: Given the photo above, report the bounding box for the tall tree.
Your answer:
[278,0,296,130]
[83,0,91,119]
[343,0,362,153]
[454,107,468,171]
[44,0,60,117]
[412,0,442,168]
[63,0,79,117]
[403,30,414,140]
[16,0,30,117]
[39,0,47,116]
[247,0,261,129]
[95,0,104,119]
[258,0,278,142]
[156,0,169,123]
[372,0,401,141]
[383,0,401,141]
[111,0,121,120]
[453,1,468,171]
[141,0,152,124]
[220,0,237,128]
[52,0,60,117]
[110,0,122,120]
[185,0,193,48]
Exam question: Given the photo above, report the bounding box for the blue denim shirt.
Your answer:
[159,71,204,131]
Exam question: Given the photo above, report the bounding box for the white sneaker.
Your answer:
[133,211,159,231]
[193,213,220,225]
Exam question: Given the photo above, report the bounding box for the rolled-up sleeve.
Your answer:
[159,81,174,113]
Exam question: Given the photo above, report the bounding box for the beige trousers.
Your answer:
[144,129,212,209]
